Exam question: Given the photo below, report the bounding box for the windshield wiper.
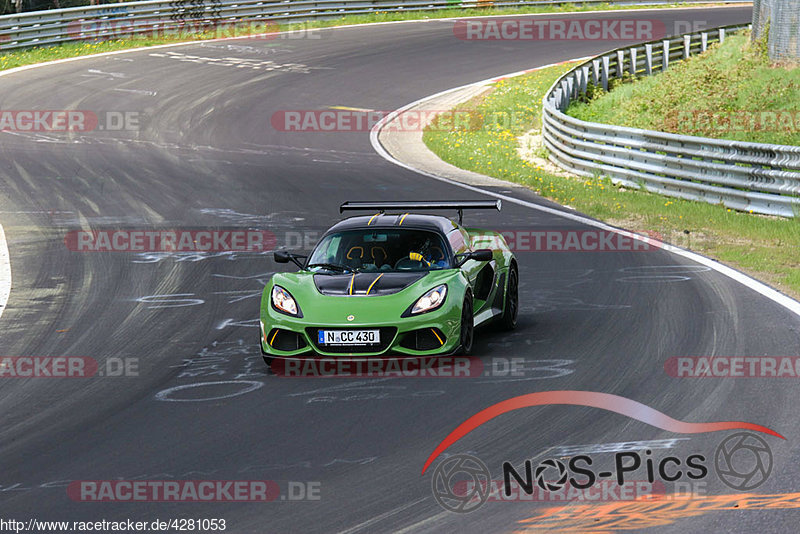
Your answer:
[306,262,358,273]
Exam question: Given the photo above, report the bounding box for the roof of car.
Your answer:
[325,213,461,235]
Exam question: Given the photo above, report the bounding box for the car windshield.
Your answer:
[307,229,451,273]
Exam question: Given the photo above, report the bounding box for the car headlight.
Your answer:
[411,284,447,315]
[272,285,301,316]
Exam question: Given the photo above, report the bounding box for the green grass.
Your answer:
[1,2,726,72]
[567,32,800,145]
[423,63,800,299]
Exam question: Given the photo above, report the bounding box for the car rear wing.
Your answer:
[339,200,501,224]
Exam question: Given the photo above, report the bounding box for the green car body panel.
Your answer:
[259,204,516,360]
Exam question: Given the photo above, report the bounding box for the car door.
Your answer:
[448,227,491,310]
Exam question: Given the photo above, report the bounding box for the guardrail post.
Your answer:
[701,32,708,52]
[683,35,691,58]
[58,11,66,46]
[554,96,563,114]
[561,80,571,108]
[616,50,625,78]
[719,28,726,43]
[591,58,600,86]
[644,43,652,75]
[580,65,589,95]
[662,40,670,70]
[553,87,563,110]
[601,55,609,91]
[629,47,637,77]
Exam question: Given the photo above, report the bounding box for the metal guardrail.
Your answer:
[0,0,746,53]
[541,24,800,218]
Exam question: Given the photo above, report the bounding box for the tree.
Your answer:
[752,0,800,61]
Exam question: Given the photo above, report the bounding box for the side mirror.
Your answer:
[469,249,493,262]
[455,248,493,267]
[274,251,306,269]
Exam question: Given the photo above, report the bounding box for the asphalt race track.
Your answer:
[2,5,800,532]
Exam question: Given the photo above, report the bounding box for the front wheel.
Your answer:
[499,264,518,331]
[459,294,474,355]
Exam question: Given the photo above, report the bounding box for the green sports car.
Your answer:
[259,200,518,365]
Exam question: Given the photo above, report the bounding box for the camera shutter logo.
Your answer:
[715,432,773,491]
[534,458,568,491]
[431,454,491,513]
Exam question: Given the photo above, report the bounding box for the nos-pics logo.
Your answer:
[431,432,774,513]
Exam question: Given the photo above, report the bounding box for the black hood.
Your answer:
[314,272,427,296]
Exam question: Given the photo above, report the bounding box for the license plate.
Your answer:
[318,329,380,345]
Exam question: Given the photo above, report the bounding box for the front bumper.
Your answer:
[260,298,462,358]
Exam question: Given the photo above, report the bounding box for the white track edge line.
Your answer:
[368,62,800,320]
[0,224,10,322]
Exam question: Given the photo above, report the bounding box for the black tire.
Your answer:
[459,294,474,355]
[500,264,518,331]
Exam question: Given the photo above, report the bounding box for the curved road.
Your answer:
[2,5,799,532]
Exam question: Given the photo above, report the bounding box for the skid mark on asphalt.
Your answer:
[147,51,325,73]
[288,379,445,404]
[523,291,631,314]
[544,438,691,458]
[0,130,62,143]
[112,88,158,96]
[155,380,264,402]
[82,68,127,80]
[215,318,260,329]
[616,264,712,284]
[154,338,267,402]
[473,359,574,384]
[199,207,306,225]
[338,498,429,534]
[522,265,715,312]
[134,293,205,308]
[199,42,295,56]
[133,250,273,263]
